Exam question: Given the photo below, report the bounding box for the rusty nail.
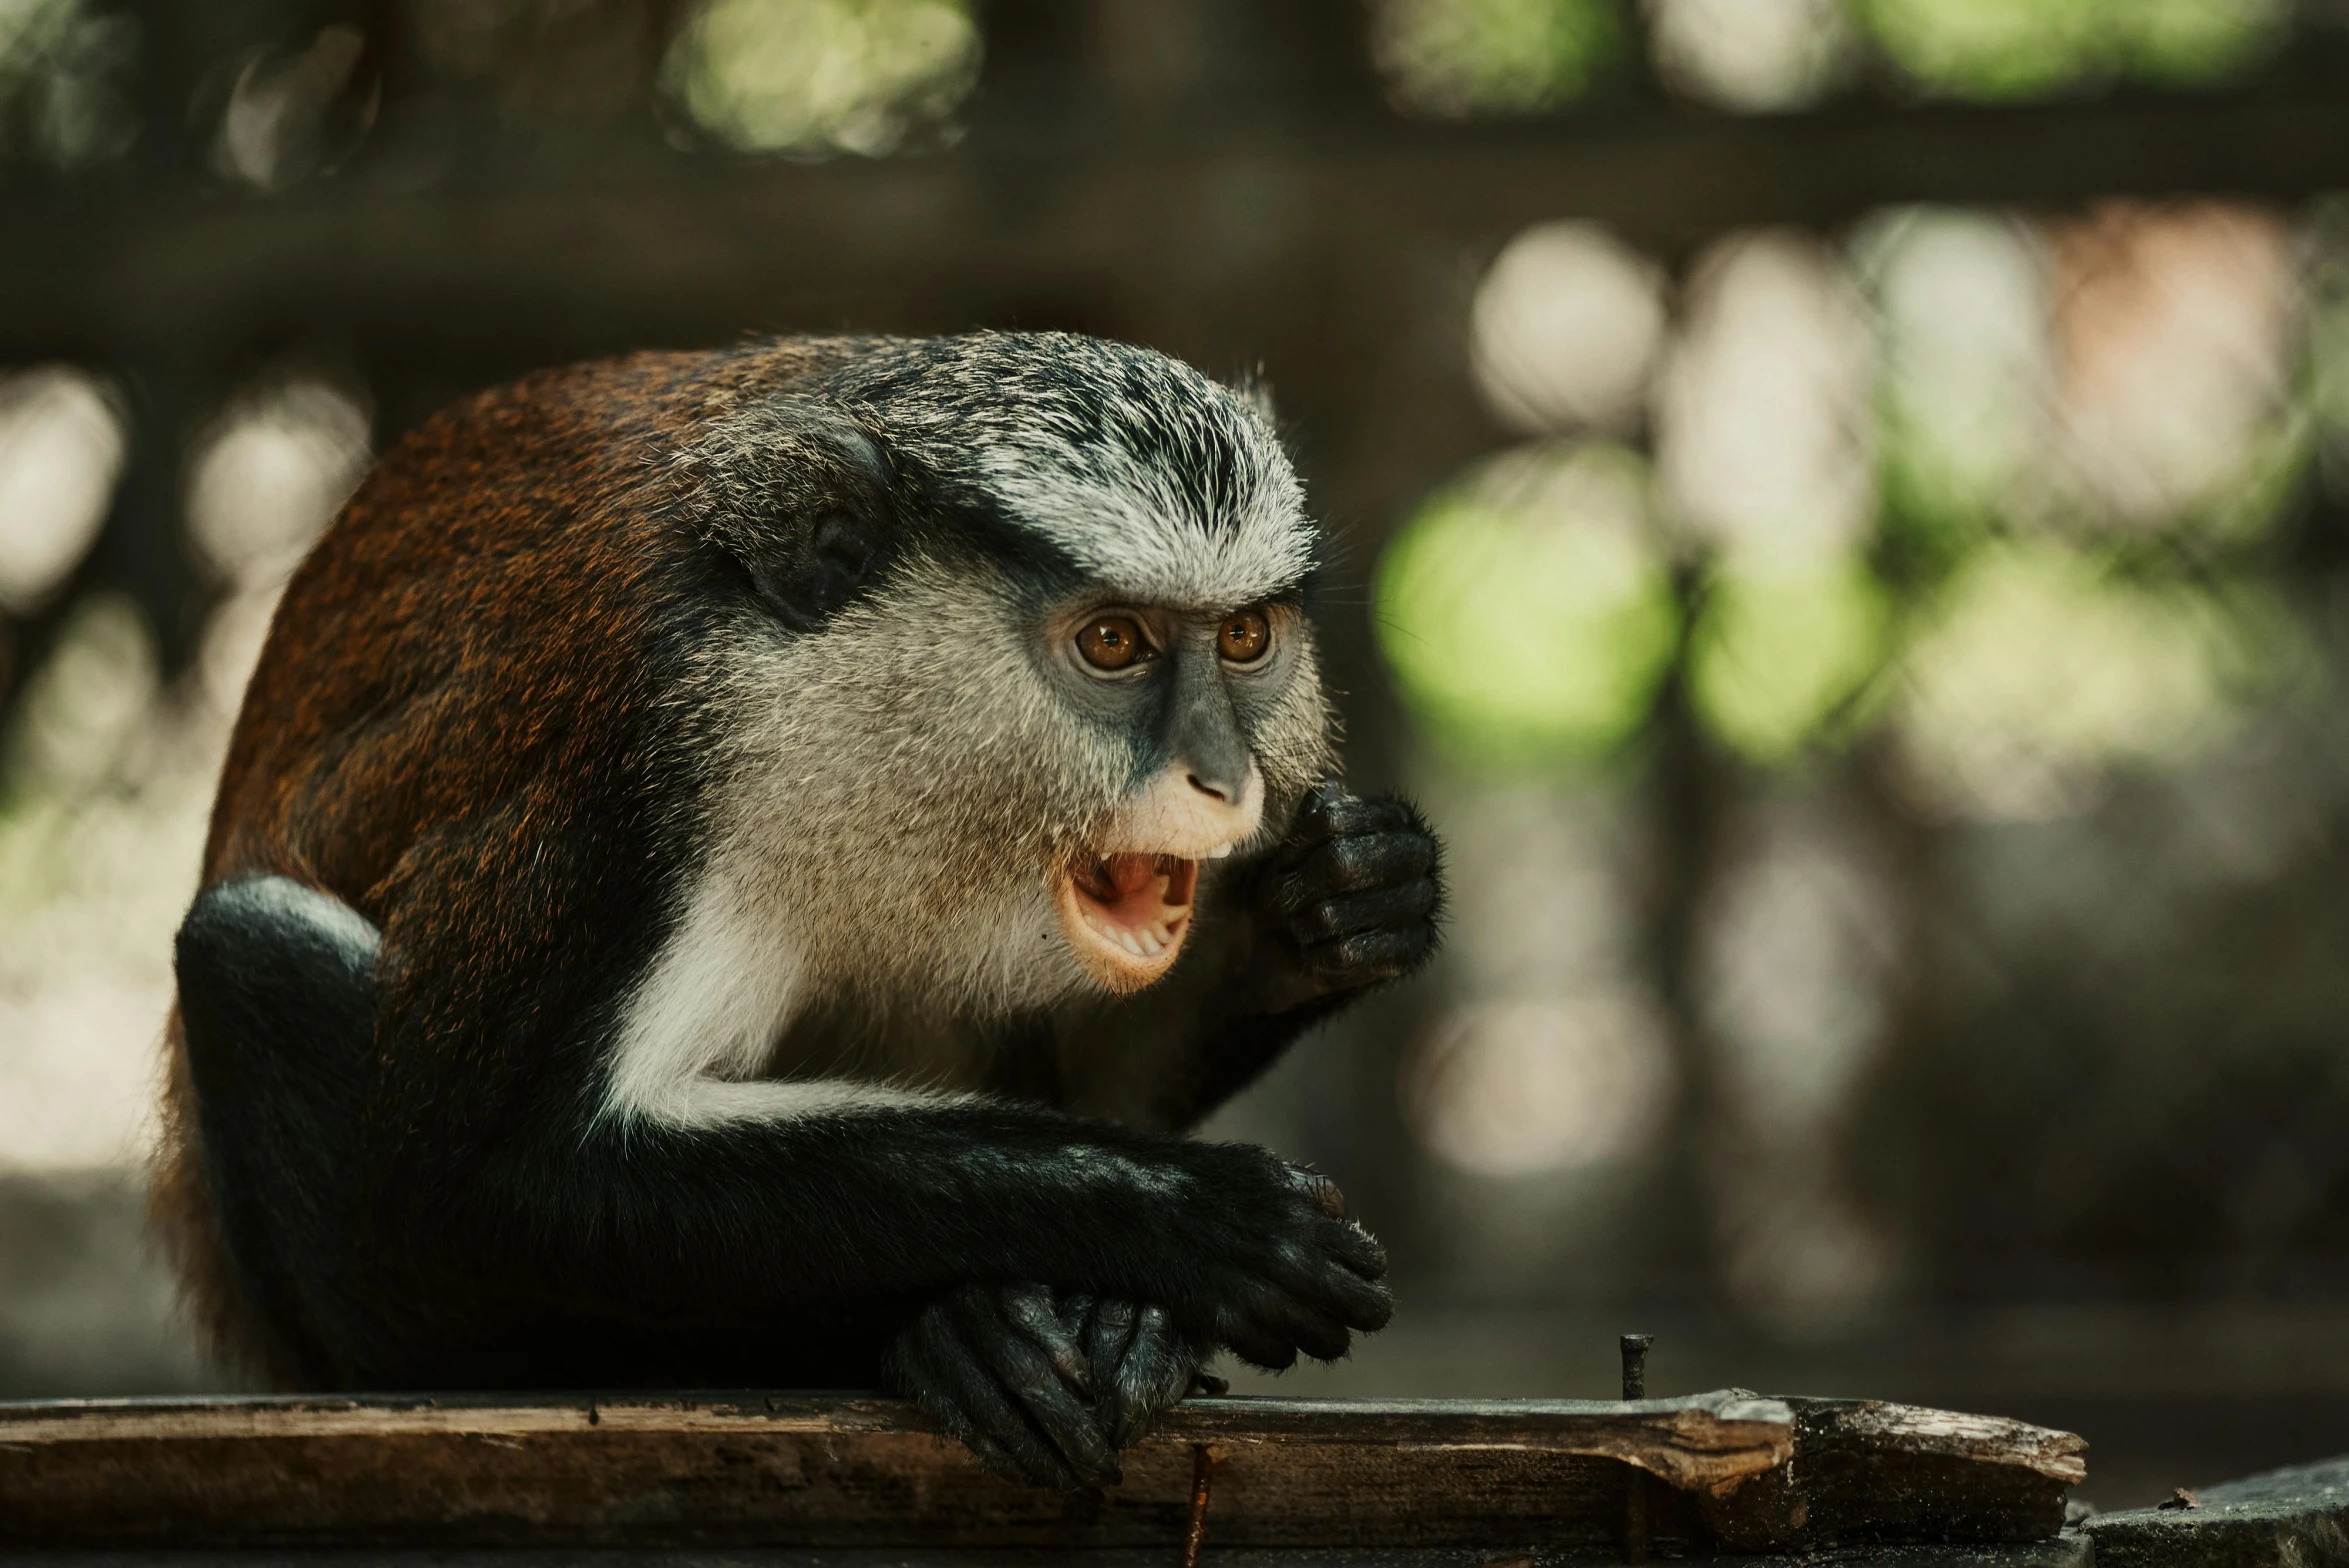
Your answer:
[1620,1334,1653,1401]
[1179,1443,1215,1568]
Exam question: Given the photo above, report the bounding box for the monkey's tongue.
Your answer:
[1071,853,1198,957]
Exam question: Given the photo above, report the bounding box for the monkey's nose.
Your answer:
[1187,772,1238,803]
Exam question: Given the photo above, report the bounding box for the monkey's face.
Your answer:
[706,548,1333,1020]
[1040,598,1312,994]
[689,333,1335,1019]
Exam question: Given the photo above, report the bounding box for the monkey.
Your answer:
[151,332,1444,1491]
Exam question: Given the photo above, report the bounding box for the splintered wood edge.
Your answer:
[1822,1401,2090,1486]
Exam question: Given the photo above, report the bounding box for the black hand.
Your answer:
[1253,785,1442,1013]
[1149,1146,1392,1372]
[884,1282,1124,1490]
[1058,1293,1217,1449]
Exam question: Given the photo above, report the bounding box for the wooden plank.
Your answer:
[0,1391,2081,1554]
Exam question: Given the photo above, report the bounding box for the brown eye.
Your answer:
[1219,606,1272,664]
[1077,615,1149,671]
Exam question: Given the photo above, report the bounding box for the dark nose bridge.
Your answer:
[1165,643,1251,802]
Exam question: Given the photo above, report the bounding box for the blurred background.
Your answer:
[6,0,2349,1514]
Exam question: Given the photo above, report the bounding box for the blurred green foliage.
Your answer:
[660,0,978,157]
[0,0,140,170]
[1688,561,1893,766]
[1854,0,2290,101]
[1364,0,2297,117]
[1370,0,1630,117]
[1376,444,1680,764]
[1379,196,2323,785]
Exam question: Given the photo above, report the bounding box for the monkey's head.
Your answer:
[681,333,1338,1017]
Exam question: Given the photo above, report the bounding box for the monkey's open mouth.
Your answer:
[1054,852,1201,992]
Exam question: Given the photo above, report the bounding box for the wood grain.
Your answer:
[0,1390,2081,1553]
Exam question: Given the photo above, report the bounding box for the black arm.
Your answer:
[176,876,1388,1394]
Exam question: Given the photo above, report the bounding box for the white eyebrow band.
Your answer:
[982,480,1318,609]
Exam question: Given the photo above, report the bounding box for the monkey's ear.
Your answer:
[695,404,900,634]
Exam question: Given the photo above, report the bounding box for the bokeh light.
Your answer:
[1376,443,1679,766]
[207,25,372,193]
[1699,796,1900,1328]
[1369,0,1627,117]
[1655,229,1877,575]
[1895,540,2300,820]
[1861,208,2051,544]
[1689,560,1893,765]
[2043,202,2297,537]
[185,375,371,590]
[1854,0,2290,102]
[1699,800,1897,1143]
[0,596,205,1174]
[1406,997,1674,1177]
[1402,770,1674,1183]
[0,367,121,612]
[184,374,371,715]
[1471,222,1669,437]
[1644,0,1855,112]
[661,0,979,157]
[0,0,139,169]
[2309,202,2349,498]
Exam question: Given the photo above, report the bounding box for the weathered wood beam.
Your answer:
[0,1390,2083,1554]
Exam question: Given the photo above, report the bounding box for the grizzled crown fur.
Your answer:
[684,332,1324,612]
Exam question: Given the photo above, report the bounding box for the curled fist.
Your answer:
[883,1283,1221,1490]
[1248,784,1443,1015]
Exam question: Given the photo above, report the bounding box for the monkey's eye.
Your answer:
[1219,606,1272,664]
[1076,615,1152,672]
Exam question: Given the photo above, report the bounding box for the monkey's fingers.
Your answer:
[927,1330,1093,1490]
[1273,782,1352,860]
[889,1316,1083,1491]
[949,1290,1123,1488]
[1214,1234,1389,1368]
[1101,1303,1210,1449]
[1222,1272,1357,1365]
[1282,1168,1393,1285]
[1327,1216,1391,1281]
[1302,927,1438,991]
[1164,1150,1395,1384]
[1291,879,1439,944]
[1216,1308,1303,1373]
[1280,785,1412,858]
[994,1282,1094,1398]
[1297,828,1438,901]
[1081,1296,1142,1410]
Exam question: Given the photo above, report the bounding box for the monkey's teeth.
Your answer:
[1064,853,1199,971]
